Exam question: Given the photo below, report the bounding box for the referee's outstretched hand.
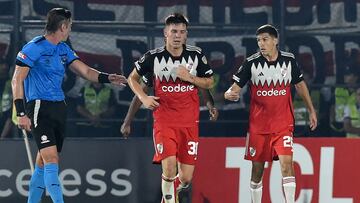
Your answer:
[109,74,127,86]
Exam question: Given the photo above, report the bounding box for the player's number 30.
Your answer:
[188,141,199,155]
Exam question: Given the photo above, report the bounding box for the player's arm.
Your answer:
[128,69,159,110]
[11,65,31,131]
[69,60,127,86]
[200,88,218,121]
[176,65,214,89]
[224,83,242,102]
[295,80,318,131]
[121,83,149,138]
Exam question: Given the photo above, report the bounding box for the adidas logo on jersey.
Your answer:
[258,72,264,76]
[161,67,169,72]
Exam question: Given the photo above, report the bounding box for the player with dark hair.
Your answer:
[225,24,317,203]
[128,13,214,203]
[12,8,126,203]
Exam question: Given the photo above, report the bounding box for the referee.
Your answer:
[11,8,127,203]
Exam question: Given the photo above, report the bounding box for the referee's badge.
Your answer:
[61,56,67,65]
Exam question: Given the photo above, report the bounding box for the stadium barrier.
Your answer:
[0,137,357,203]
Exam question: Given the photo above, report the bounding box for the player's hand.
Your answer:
[120,122,131,138]
[17,115,31,131]
[176,65,192,82]
[141,96,160,110]
[309,111,318,131]
[109,74,127,86]
[224,89,240,101]
[209,107,219,121]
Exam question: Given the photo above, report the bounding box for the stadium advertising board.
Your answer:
[0,138,358,203]
[193,138,358,203]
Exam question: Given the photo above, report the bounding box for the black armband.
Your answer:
[98,72,110,83]
[14,99,26,117]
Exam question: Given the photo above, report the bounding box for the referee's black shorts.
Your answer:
[26,100,67,152]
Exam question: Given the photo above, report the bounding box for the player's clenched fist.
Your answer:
[141,96,160,110]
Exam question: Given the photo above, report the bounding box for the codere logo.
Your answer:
[161,84,195,92]
[256,88,287,96]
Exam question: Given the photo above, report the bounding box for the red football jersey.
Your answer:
[135,45,213,127]
[233,51,304,134]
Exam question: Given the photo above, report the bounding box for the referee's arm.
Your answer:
[11,65,30,101]
[69,60,127,85]
[69,60,103,82]
[11,65,31,131]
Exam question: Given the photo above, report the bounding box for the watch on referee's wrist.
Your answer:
[14,99,26,117]
[98,72,110,83]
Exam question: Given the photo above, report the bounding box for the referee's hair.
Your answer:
[256,24,279,38]
[165,13,189,27]
[45,8,72,33]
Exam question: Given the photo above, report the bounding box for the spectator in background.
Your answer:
[330,65,359,136]
[76,78,117,136]
[0,57,15,138]
[343,87,360,138]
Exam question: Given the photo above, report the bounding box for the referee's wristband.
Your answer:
[98,72,110,83]
[14,99,26,117]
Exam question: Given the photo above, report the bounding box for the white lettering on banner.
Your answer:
[161,84,194,92]
[256,88,287,97]
[110,169,132,196]
[16,169,31,197]
[225,147,252,203]
[86,169,107,196]
[319,148,353,203]
[0,168,132,198]
[59,169,81,196]
[0,169,13,197]
[225,145,353,203]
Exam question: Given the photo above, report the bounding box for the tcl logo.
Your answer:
[161,84,195,92]
[256,88,286,96]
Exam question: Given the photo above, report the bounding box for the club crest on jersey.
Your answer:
[280,66,288,77]
[249,147,256,157]
[157,143,163,154]
[251,62,292,87]
[154,56,199,82]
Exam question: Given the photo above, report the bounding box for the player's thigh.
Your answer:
[32,119,58,152]
[245,132,272,161]
[273,130,294,156]
[177,126,199,165]
[153,125,177,164]
[177,162,195,183]
[161,156,177,177]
